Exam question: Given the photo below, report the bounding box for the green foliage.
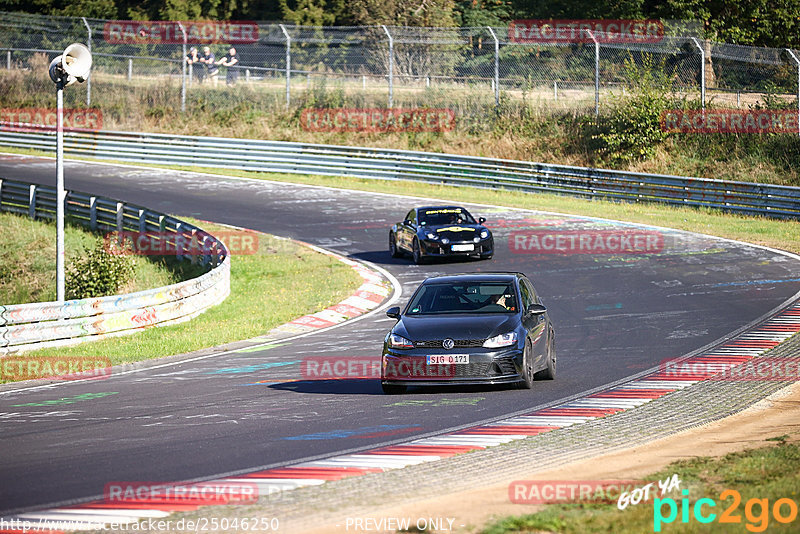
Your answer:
[65,238,134,300]
[584,54,676,165]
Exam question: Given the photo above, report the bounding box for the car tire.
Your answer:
[381,382,407,395]
[520,338,535,389]
[534,334,556,380]
[389,232,402,258]
[480,253,493,260]
[412,238,425,265]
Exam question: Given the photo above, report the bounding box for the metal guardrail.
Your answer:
[1,126,799,218]
[0,177,230,354]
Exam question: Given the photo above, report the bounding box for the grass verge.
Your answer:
[0,211,203,304]
[481,437,800,533]
[2,217,362,379]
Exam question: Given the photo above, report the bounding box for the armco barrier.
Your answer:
[0,126,798,218]
[0,178,230,354]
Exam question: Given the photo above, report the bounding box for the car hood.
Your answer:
[421,224,487,240]
[396,314,517,341]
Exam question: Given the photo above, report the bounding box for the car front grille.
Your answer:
[414,339,485,348]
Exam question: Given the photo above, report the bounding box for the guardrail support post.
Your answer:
[177,22,187,113]
[28,184,36,218]
[81,17,92,107]
[785,49,800,137]
[175,221,184,262]
[116,201,124,242]
[138,209,146,234]
[279,24,291,110]
[690,37,705,111]
[89,196,97,229]
[487,26,500,108]
[382,25,393,108]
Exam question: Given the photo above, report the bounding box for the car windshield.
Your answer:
[419,208,476,226]
[405,282,518,315]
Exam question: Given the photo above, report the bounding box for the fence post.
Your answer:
[7,50,10,69]
[382,25,393,108]
[486,26,500,108]
[690,37,705,111]
[785,49,800,137]
[279,24,291,110]
[554,81,558,101]
[127,58,132,81]
[586,30,600,117]
[81,17,91,106]
[177,22,187,113]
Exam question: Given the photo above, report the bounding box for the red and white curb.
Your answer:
[4,304,799,531]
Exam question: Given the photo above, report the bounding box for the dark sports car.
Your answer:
[380,273,556,394]
[389,206,493,264]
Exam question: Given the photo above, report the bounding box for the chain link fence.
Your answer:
[0,11,798,127]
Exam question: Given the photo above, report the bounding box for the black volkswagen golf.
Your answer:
[380,273,555,394]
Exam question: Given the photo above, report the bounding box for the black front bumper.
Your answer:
[420,237,494,257]
[381,346,522,386]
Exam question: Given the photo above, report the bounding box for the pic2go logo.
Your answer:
[654,489,799,532]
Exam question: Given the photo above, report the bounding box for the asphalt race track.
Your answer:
[2,154,800,514]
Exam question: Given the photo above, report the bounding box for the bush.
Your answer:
[583,53,677,165]
[66,238,134,299]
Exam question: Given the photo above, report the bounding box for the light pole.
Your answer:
[48,43,92,303]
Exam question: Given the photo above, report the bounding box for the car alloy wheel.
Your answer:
[535,334,556,380]
[412,238,424,264]
[389,232,401,258]
[520,338,535,389]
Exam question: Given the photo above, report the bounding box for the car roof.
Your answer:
[421,272,525,284]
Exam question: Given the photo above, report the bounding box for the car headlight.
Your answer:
[441,238,450,244]
[425,232,438,240]
[389,333,414,349]
[480,230,490,239]
[483,332,518,348]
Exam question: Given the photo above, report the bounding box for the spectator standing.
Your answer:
[201,46,219,86]
[218,47,240,86]
[185,47,204,83]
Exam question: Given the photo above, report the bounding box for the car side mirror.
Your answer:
[478,217,486,224]
[386,306,401,319]
[526,303,547,315]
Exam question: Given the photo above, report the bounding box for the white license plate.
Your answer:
[451,244,475,252]
[427,354,469,364]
